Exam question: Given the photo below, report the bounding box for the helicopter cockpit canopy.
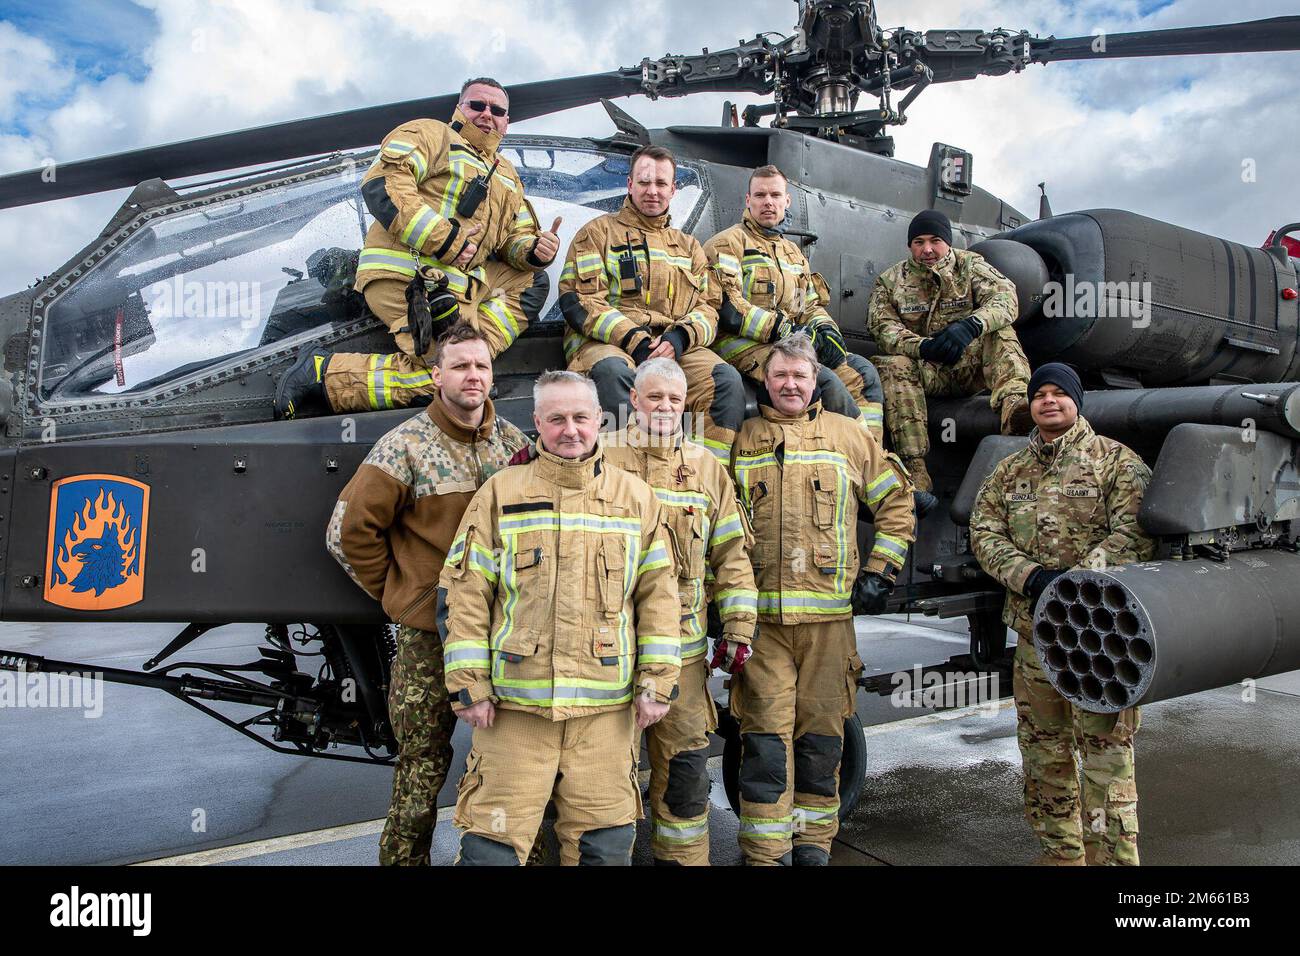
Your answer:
[34,140,705,408]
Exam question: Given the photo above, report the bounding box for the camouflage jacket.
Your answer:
[969,416,1156,634]
[867,247,1018,359]
[558,198,721,362]
[604,421,758,659]
[354,110,542,306]
[703,213,836,365]
[438,442,681,719]
[326,395,529,632]
[732,399,915,624]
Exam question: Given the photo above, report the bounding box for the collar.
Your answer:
[616,196,671,232]
[449,107,503,157]
[622,419,683,460]
[424,391,496,443]
[1029,416,1093,461]
[533,439,604,488]
[904,248,957,280]
[742,210,784,241]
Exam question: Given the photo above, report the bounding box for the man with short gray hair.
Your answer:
[438,370,681,865]
[604,357,758,865]
[728,332,915,865]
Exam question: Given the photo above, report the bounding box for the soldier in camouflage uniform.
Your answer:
[326,323,530,865]
[969,363,1155,865]
[868,209,1033,510]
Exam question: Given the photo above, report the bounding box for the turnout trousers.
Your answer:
[454,706,640,866]
[326,264,547,412]
[1013,632,1140,865]
[730,618,862,865]
[643,656,716,865]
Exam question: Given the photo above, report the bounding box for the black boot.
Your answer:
[792,845,830,866]
[274,347,332,419]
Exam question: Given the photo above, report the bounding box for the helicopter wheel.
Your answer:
[718,704,867,821]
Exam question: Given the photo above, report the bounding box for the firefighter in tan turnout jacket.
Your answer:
[276,78,560,418]
[559,145,745,462]
[603,358,758,865]
[703,165,884,439]
[970,363,1154,866]
[439,371,682,866]
[728,335,916,865]
[325,324,529,865]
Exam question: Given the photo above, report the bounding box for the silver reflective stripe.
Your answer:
[444,646,489,665]
[680,636,707,658]
[495,682,632,701]
[654,819,708,842]
[739,817,794,837]
[794,805,838,826]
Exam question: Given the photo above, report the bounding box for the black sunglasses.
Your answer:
[463,99,508,118]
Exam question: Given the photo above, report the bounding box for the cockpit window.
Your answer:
[35,143,705,406]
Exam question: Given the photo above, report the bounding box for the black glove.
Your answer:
[706,602,724,646]
[921,315,982,366]
[630,335,655,365]
[405,269,460,358]
[1026,567,1066,605]
[766,311,795,343]
[806,320,847,368]
[852,571,894,616]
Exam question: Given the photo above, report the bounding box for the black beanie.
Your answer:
[1027,363,1083,412]
[908,209,952,247]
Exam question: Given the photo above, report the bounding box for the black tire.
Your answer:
[718,703,867,822]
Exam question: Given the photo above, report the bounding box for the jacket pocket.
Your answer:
[597,535,627,618]
[811,467,838,530]
[668,507,707,584]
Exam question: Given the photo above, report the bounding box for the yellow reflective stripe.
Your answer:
[399,205,443,248]
[479,297,522,346]
[864,470,901,505]
[592,308,626,342]
[575,253,603,277]
[639,541,671,572]
[715,334,758,361]
[500,512,641,535]
[560,264,577,283]
[715,253,740,274]
[697,437,731,461]
[709,512,744,547]
[871,532,909,563]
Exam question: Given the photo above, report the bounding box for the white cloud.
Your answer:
[1,0,1297,295]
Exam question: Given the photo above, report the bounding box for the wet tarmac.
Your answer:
[3,615,1297,866]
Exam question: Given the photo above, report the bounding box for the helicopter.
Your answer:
[0,1,1298,823]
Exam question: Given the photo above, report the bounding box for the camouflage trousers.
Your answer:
[326,264,547,412]
[724,342,885,441]
[873,326,1031,459]
[1013,634,1140,865]
[379,624,458,866]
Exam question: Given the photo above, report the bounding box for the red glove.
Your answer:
[710,639,752,675]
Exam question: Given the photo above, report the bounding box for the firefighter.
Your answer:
[867,209,1033,514]
[326,323,530,865]
[703,164,884,439]
[726,333,916,865]
[603,357,758,864]
[276,77,558,418]
[559,145,745,462]
[438,370,681,865]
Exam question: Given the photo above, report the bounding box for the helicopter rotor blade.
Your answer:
[0,70,644,211]
[1031,15,1300,63]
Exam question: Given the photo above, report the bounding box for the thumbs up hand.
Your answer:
[531,215,564,266]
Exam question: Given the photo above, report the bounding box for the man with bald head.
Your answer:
[438,370,681,865]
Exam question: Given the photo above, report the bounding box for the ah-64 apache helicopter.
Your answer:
[1,1,1298,820]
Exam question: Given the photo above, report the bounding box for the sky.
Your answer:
[0,0,1297,296]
